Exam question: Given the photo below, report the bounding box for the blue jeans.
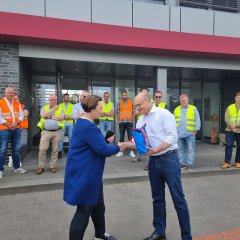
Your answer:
[224,131,240,164]
[178,135,196,166]
[70,184,106,240]
[99,120,113,136]
[149,153,192,240]
[0,129,21,171]
[58,123,73,152]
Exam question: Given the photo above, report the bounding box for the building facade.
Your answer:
[1,0,240,154]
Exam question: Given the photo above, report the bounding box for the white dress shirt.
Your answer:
[0,97,24,124]
[136,106,178,156]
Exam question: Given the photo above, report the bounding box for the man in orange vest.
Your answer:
[116,90,135,158]
[8,95,29,167]
[0,87,27,179]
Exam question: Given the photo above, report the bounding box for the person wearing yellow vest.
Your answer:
[153,91,167,109]
[174,94,201,171]
[0,87,27,179]
[8,95,29,168]
[116,90,136,158]
[58,93,74,159]
[36,94,64,175]
[99,92,115,136]
[222,92,240,169]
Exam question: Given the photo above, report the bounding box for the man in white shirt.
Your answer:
[125,93,192,240]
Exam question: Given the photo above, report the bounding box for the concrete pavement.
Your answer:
[0,143,240,240]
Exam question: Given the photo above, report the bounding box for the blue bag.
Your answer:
[132,125,151,155]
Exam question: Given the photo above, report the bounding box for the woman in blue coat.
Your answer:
[64,95,125,240]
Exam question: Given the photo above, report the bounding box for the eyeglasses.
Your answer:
[155,96,162,98]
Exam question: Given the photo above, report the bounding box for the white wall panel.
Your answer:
[133,1,169,30]
[170,6,180,32]
[92,0,132,27]
[181,7,214,35]
[0,0,44,16]
[214,11,240,38]
[46,0,91,22]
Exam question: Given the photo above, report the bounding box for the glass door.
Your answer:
[203,82,220,142]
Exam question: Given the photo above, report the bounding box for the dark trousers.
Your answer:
[149,153,192,240]
[70,184,106,240]
[119,122,133,142]
[224,131,240,164]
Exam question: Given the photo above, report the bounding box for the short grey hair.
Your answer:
[179,94,189,99]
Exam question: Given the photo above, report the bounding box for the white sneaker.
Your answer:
[116,152,123,157]
[8,156,13,168]
[14,167,27,174]
[130,150,136,158]
[20,162,22,167]
[0,171,3,179]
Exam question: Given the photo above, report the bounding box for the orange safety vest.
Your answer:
[19,103,29,129]
[118,99,133,121]
[0,98,21,130]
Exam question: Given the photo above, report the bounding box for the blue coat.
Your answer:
[64,118,120,205]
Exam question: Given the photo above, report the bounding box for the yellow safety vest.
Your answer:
[37,105,64,130]
[59,102,73,124]
[174,105,196,131]
[154,102,166,109]
[228,103,240,126]
[99,101,114,120]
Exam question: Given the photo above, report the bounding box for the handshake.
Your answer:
[117,141,136,152]
[105,133,136,153]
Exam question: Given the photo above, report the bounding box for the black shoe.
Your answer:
[95,232,117,240]
[143,231,166,240]
[58,151,62,159]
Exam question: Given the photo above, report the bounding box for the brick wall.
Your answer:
[0,43,31,163]
[0,43,19,96]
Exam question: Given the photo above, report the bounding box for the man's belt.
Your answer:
[152,149,177,158]
[43,128,61,132]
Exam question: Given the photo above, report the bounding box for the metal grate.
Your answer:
[179,0,240,12]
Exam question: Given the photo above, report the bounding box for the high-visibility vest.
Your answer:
[59,102,73,124]
[154,102,166,109]
[174,105,196,131]
[118,99,133,121]
[19,103,29,129]
[228,103,240,126]
[99,101,114,121]
[0,98,21,130]
[37,105,64,130]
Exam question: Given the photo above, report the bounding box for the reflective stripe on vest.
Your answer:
[99,101,114,120]
[119,99,133,121]
[228,104,240,126]
[59,102,74,124]
[0,98,21,130]
[19,103,29,129]
[37,105,64,130]
[174,105,196,131]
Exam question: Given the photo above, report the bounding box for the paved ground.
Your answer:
[0,173,240,240]
[0,143,240,240]
[0,143,239,190]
